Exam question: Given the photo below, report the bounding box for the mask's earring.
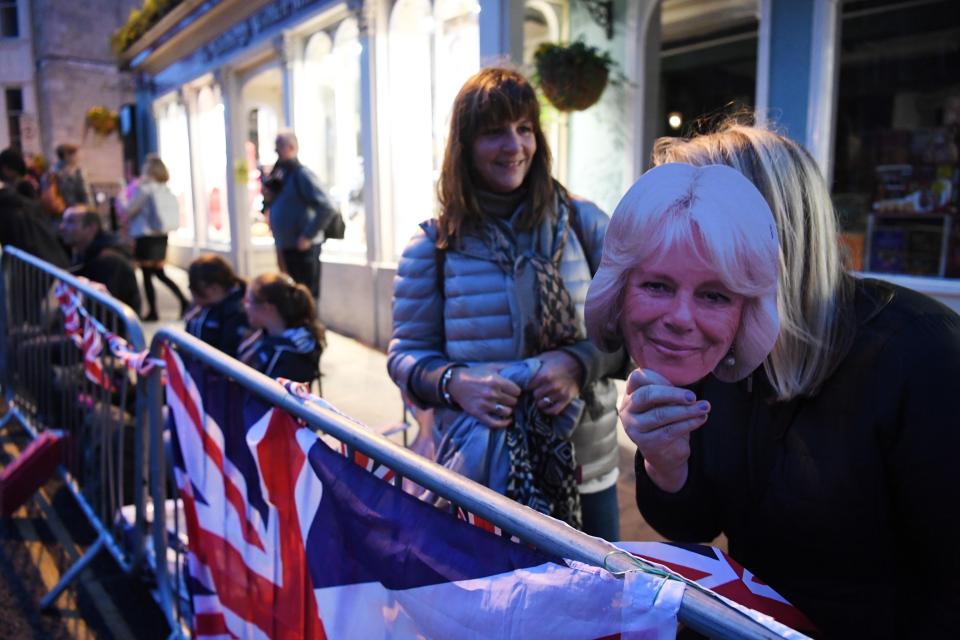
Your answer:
[722,349,736,368]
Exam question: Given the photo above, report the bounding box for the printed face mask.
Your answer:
[619,242,744,386]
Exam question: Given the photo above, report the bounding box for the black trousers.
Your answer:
[281,243,321,302]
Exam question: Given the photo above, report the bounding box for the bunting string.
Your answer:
[54,283,165,390]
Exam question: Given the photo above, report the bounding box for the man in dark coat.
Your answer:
[59,205,141,313]
[263,130,337,302]
[0,182,68,268]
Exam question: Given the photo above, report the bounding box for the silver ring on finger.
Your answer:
[542,395,552,406]
[494,403,505,416]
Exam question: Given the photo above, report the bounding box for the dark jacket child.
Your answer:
[184,254,249,359]
[238,272,324,385]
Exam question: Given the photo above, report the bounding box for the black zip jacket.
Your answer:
[184,284,248,358]
[635,278,960,638]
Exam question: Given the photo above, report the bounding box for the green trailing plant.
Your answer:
[111,0,182,55]
[533,40,614,112]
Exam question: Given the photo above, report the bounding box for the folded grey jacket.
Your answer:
[432,358,583,495]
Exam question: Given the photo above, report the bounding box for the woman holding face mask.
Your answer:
[388,68,625,537]
[590,125,960,637]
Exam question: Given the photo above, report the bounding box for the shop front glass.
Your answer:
[832,0,960,278]
[658,0,758,139]
[241,67,283,247]
[192,84,230,246]
[297,17,366,253]
[155,98,195,240]
[523,0,565,172]
[386,0,479,259]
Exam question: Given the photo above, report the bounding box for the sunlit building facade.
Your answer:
[125,0,960,346]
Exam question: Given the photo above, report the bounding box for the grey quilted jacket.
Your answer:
[387,197,623,488]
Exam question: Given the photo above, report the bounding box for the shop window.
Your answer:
[386,0,479,259]
[5,87,22,150]
[523,1,564,175]
[297,19,366,252]
[192,85,230,246]
[155,99,195,240]
[832,0,960,278]
[0,0,18,39]
[658,0,758,138]
[241,67,283,247]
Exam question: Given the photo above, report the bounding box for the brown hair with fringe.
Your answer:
[248,273,326,350]
[188,254,245,294]
[436,67,554,249]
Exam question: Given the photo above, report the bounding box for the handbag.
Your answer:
[324,211,346,240]
[40,173,66,217]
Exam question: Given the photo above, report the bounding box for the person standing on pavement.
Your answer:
[50,143,91,207]
[263,131,337,303]
[122,154,190,321]
[388,68,625,538]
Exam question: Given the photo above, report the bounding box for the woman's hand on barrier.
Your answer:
[447,363,521,429]
[620,368,709,493]
[529,350,583,416]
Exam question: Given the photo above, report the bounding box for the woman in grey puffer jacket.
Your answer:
[387,68,625,539]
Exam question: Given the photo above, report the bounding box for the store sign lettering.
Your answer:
[202,0,322,62]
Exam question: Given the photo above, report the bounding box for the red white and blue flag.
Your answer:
[163,348,687,639]
[163,348,809,639]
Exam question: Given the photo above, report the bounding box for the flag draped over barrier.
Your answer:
[54,284,163,388]
[163,348,689,639]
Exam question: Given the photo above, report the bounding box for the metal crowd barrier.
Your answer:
[146,328,793,640]
[0,245,149,608]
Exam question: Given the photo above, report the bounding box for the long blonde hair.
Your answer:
[652,123,854,400]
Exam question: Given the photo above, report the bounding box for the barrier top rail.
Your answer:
[150,328,794,640]
[1,245,146,351]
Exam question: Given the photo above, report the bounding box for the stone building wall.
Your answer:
[30,0,140,184]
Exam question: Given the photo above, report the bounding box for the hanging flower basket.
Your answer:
[534,41,613,112]
[85,106,120,137]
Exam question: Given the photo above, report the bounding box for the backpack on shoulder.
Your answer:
[149,185,181,233]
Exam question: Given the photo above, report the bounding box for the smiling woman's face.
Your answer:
[470,118,536,194]
[620,241,745,386]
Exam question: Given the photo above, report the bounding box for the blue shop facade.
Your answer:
[123,0,960,347]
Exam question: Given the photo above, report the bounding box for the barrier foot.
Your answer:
[40,532,108,610]
[0,405,27,431]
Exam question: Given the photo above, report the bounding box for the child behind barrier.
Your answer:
[238,272,324,386]
[185,255,249,358]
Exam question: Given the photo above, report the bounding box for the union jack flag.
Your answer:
[162,348,807,639]
[619,542,817,634]
[82,317,114,391]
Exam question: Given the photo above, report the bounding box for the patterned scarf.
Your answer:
[481,194,583,527]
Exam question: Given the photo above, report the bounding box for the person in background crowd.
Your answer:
[615,122,960,637]
[185,254,249,358]
[123,154,189,321]
[262,130,337,302]
[0,166,67,269]
[387,68,625,538]
[239,272,324,385]
[50,143,90,207]
[0,147,40,199]
[59,205,141,312]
